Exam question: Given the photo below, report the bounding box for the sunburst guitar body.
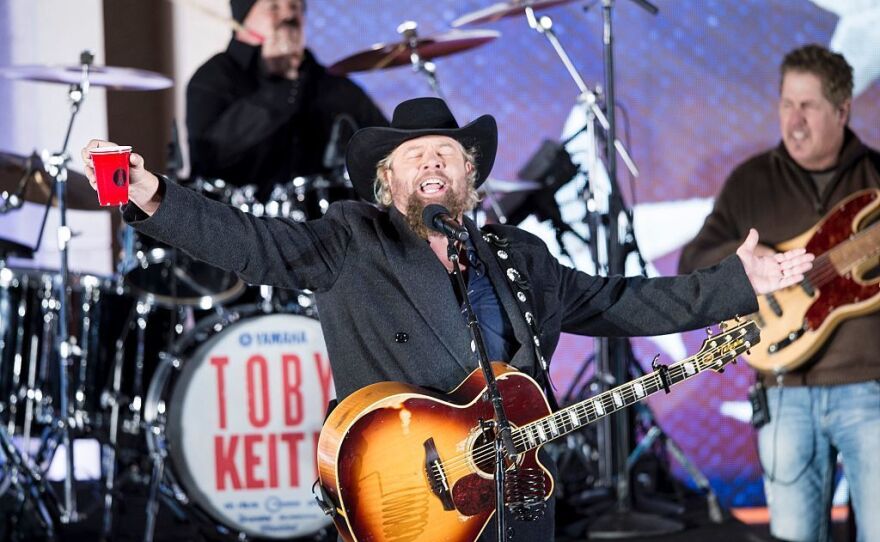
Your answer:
[317,320,760,542]
[744,189,880,374]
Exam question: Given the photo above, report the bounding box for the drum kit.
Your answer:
[0,0,653,540]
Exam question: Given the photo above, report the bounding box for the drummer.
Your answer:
[186,0,389,198]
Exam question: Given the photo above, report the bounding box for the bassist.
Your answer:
[679,44,880,542]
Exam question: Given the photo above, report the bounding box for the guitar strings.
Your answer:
[800,223,880,288]
[438,364,697,478]
[428,338,747,481]
[441,363,693,475]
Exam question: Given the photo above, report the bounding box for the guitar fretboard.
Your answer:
[825,219,880,275]
[511,328,752,453]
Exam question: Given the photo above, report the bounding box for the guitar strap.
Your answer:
[482,231,560,412]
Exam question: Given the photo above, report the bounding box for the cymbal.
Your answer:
[0,151,106,212]
[0,64,172,91]
[328,29,500,75]
[452,0,574,27]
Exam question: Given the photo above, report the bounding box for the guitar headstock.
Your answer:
[696,319,761,373]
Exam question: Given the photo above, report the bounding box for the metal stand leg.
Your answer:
[123,300,152,435]
[495,439,507,542]
[143,446,166,542]
[100,301,138,541]
[626,406,723,523]
[3,273,29,437]
[0,424,57,537]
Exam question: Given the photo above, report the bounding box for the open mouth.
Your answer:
[790,129,808,142]
[419,177,447,195]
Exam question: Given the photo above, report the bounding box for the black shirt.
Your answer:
[186,40,389,195]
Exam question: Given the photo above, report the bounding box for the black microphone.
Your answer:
[322,113,357,169]
[422,204,469,241]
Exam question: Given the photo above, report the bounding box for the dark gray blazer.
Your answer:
[125,180,758,401]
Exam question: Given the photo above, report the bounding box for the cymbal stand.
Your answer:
[36,49,96,525]
[397,21,446,101]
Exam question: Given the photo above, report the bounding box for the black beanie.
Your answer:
[230,0,257,23]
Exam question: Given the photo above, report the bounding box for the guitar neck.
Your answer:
[512,333,748,453]
[826,219,880,273]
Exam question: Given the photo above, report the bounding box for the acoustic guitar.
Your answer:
[743,188,880,374]
[316,319,759,542]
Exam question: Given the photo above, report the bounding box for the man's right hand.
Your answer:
[81,139,163,216]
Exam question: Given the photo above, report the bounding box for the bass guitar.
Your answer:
[317,319,759,542]
[743,188,880,373]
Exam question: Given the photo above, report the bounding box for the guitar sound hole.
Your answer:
[472,431,497,476]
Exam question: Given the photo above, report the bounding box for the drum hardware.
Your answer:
[328,24,498,98]
[396,21,445,100]
[71,275,105,430]
[1,152,106,216]
[119,299,151,436]
[0,51,172,530]
[0,49,98,523]
[98,298,140,541]
[120,181,246,310]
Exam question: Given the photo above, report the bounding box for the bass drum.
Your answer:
[144,306,335,539]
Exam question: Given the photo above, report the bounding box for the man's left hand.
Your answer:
[736,228,814,294]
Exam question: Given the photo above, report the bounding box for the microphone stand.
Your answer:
[523,6,639,179]
[584,1,682,537]
[446,234,517,542]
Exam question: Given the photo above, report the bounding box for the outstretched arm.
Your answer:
[735,228,814,294]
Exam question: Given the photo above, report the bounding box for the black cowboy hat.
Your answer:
[345,97,497,203]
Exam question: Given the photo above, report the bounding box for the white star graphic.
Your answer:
[515,103,716,361]
[810,0,880,96]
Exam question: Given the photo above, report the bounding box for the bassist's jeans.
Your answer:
[757,381,880,542]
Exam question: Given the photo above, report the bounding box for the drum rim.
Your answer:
[122,247,246,309]
[0,265,117,290]
[151,307,330,538]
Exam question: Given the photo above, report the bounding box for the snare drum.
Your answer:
[144,306,335,539]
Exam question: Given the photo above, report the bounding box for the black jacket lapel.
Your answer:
[380,207,474,373]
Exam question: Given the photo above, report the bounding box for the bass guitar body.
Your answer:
[745,189,880,373]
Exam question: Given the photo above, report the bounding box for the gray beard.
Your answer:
[404,186,469,240]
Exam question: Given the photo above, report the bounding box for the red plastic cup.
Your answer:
[89,145,131,206]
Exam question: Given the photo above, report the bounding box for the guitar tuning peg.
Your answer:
[734,314,742,323]
[745,350,751,356]
[718,321,728,331]
[705,327,713,336]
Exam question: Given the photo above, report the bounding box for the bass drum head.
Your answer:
[165,310,335,539]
